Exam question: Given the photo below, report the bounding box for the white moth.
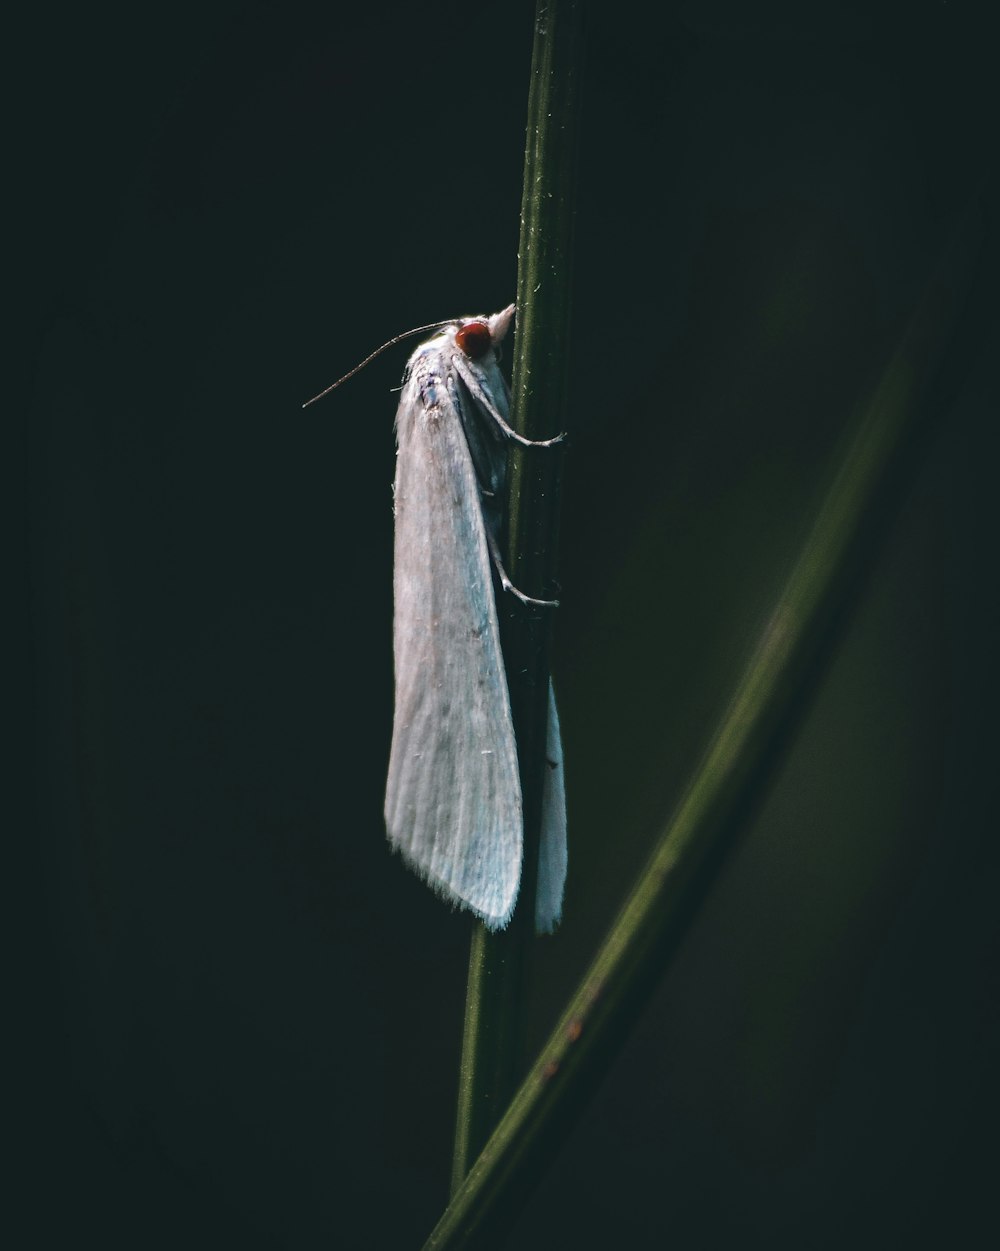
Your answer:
[382,304,567,932]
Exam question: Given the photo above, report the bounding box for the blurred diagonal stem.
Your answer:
[450,0,585,1198]
[433,201,983,1248]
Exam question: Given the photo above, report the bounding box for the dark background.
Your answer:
[17,1,999,1247]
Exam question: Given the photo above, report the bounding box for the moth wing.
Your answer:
[384,369,522,929]
[534,679,567,934]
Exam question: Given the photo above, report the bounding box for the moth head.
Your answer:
[454,304,515,361]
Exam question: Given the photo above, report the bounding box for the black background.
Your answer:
[18,2,999,1247]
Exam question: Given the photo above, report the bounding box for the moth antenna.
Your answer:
[302,319,452,408]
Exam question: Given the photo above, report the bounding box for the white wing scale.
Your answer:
[384,342,523,928]
[535,680,566,934]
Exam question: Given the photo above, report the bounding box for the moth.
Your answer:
[383,304,567,932]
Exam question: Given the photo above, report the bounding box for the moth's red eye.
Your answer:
[455,321,492,360]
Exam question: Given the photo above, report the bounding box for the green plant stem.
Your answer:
[450,0,586,1196]
[430,204,983,1249]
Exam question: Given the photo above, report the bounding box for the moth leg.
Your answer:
[454,357,566,448]
[485,527,560,608]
